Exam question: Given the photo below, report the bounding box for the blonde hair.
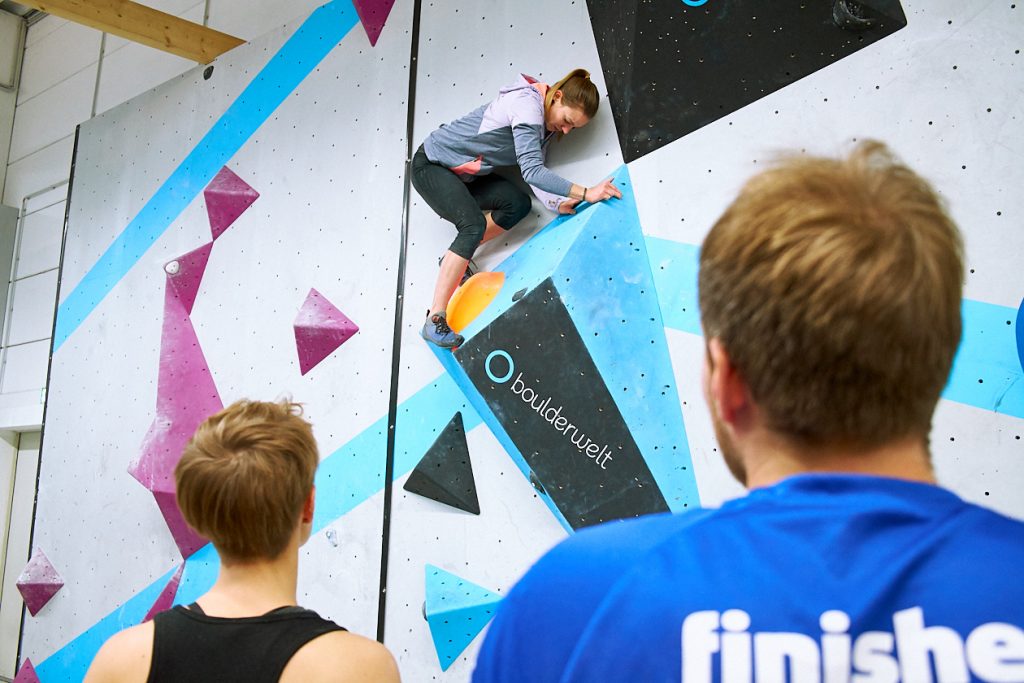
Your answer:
[546,68,599,119]
[698,141,964,446]
[175,399,320,561]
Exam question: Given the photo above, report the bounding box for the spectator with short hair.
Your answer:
[472,141,1024,682]
[86,399,400,683]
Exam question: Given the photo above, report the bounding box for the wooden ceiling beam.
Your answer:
[16,0,244,64]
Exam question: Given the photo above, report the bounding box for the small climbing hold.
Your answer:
[833,0,875,31]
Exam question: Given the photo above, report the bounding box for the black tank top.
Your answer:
[148,603,346,682]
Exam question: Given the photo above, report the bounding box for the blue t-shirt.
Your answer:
[473,474,1024,682]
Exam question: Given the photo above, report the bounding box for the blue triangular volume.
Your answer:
[554,166,698,512]
[424,564,502,672]
[451,195,600,342]
[432,165,699,532]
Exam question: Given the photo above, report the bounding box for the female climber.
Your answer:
[412,68,622,348]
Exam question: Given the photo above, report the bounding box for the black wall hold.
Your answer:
[455,280,670,529]
[586,0,907,161]
[403,412,481,515]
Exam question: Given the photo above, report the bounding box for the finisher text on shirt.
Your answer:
[682,607,1024,682]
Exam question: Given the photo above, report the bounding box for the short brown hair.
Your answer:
[175,399,319,561]
[698,141,964,446]
[547,68,599,119]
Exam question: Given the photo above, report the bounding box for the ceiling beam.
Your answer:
[15,0,244,64]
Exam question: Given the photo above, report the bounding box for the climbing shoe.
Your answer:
[421,311,464,349]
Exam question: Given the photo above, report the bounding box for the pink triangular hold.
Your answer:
[16,548,64,616]
[154,487,208,560]
[131,415,176,492]
[143,564,185,622]
[165,242,213,315]
[293,288,359,375]
[14,659,39,683]
[130,289,223,492]
[204,166,259,241]
[352,0,397,46]
[129,287,218,559]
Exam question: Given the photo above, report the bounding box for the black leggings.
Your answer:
[411,145,532,259]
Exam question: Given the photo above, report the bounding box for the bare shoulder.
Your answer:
[281,630,400,683]
[83,621,154,683]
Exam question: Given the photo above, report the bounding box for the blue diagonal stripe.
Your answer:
[35,566,176,682]
[644,235,1024,419]
[34,370,478,679]
[53,0,359,351]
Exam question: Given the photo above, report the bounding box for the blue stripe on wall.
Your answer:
[554,167,699,514]
[313,372,482,531]
[35,3,365,677]
[173,543,221,607]
[35,566,176,682]
[642,236,1024,419]
[52,0,359,351]
[645,236,701,335]
[36,370,481,678]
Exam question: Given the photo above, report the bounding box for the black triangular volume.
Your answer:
[587,0,908,162]
[403,412,480,515]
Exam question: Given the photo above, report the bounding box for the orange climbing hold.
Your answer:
[446,272,505,333]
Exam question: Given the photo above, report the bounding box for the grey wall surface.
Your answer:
[0,0,328,430]
[13,0,1024,681]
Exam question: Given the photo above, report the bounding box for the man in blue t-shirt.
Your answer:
[473,141,1024,683]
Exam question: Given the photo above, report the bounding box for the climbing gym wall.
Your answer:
[14,0,1024,681]
[386,3,651,676]
[18,2,412,679]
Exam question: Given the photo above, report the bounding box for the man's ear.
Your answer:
[706,338,753,429]
[301,486,315,525]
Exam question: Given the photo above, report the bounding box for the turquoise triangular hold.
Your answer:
[424,564,503,672]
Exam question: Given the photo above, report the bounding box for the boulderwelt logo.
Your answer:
[452,277,668,529]
[484,349,614,470]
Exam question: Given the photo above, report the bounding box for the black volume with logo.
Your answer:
[455,279,669,529]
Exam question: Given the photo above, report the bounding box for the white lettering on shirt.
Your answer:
[680,607,1024,682]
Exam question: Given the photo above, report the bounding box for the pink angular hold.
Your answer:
[165,242,213,315]
[129,287,219,559]
[154,487,208,560]
[16,548,64,616]
[352,0,397,46]
[131,290,223,490]
[204,166,259,241]
[294,288,359,375]
[14,658,40,683]
[143,564,185,622]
